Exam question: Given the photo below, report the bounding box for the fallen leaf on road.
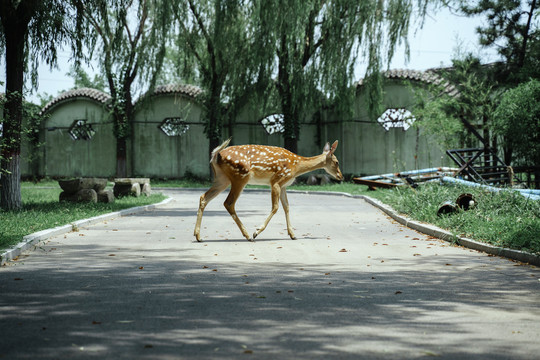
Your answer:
[139,266,144,270]
[339,248,347,252]
[395,291,402,295]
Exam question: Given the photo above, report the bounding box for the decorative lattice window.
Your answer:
[377,108,416,131]
[159,117,190,136]
[69,119,95,140]
[260,113,285,134]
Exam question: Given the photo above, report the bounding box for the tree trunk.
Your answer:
[0,12,28,211]
[280,95,299,154]
[277,33,299,154]
[113,91,133,178]
[284,133,298,154]
[116,137,128,178]
[205,89,223,175]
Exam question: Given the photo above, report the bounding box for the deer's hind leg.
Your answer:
[223,178,252,241]
[194,170,230,242]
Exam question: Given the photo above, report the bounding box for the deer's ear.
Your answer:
[323,142,331,153]
[327,140,338,155]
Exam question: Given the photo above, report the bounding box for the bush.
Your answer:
[493,79,540,167]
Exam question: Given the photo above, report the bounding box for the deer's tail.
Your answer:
[210,137,232,164]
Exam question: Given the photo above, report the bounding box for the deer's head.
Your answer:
[323,141,343,181]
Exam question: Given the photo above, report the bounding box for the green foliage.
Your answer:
[492,79,540,167]
[412,87,465,150]
[172,0,268,153]
[73,0,176,136]
[258,0,431,150]
[66,65,106,91]
[412,54,500,150]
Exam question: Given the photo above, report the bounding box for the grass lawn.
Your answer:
[1,185,166,251]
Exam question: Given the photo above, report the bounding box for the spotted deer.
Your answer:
[194,138,343,242]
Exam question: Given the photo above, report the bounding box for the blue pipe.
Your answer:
[440,176,540,201]
[361,167,457,180]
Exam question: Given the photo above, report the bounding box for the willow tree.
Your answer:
[260,0,431,153]
[0,0,74,210]
[172,0,273,159]
[73,0,176,177]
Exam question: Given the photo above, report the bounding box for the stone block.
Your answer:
[58,178,107,194]
[97,190,115,203]
[141,182,151,196]
[113,178,150,198]
[60,189,98,203]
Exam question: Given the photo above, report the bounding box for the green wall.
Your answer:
[24,74,451,179]
[40,98,115,177]
[132,93,207,178]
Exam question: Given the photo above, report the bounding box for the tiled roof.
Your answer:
[40,88,111,115]
[133,84,204,107]
[152,84,203,98]
[357,69,459,97]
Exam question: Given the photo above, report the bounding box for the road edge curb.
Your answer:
[1,197,173,266]
[358,194,540,267]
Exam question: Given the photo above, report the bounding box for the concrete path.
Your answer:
[1,189,539,359]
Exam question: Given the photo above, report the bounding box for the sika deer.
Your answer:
[194,138,343,241]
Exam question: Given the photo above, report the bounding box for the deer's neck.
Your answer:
[294,154,326,177]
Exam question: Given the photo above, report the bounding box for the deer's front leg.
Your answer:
[253,183,281,239]
[280,189,296,240]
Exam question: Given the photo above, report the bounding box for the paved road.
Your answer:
[1,189,539,359]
